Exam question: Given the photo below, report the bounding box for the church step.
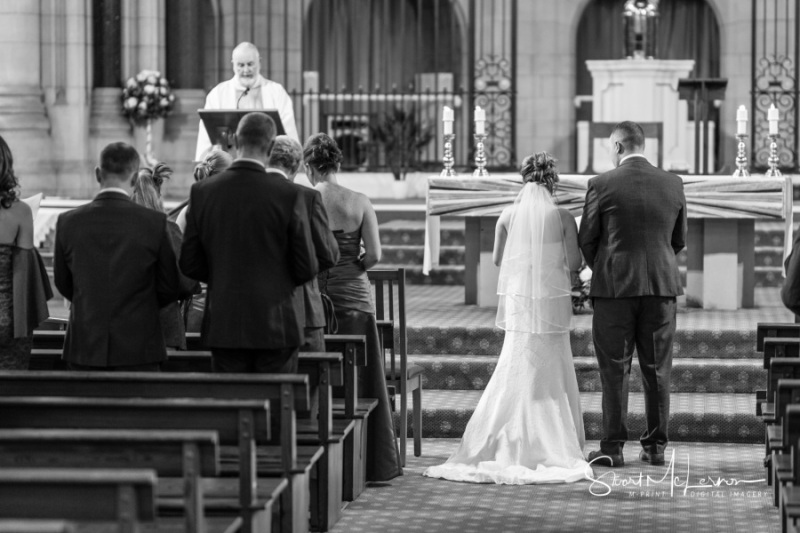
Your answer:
[409,355,765,393]
[408,324,760,358]
[379,219,465,247]
[379,245,464,266]
[392,390,761,443]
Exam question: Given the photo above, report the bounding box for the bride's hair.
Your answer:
[520,152,558,194]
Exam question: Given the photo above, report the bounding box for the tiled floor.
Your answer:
[332,439,779,533]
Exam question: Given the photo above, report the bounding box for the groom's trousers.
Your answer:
[592,296,677,455]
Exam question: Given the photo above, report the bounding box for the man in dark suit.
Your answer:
[579,121,687,467]
[54,142,181,370]
[180,113,318,373]
[268,135,339,351]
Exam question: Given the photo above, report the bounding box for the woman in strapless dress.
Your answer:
[0,134,38,369]
[304,133,402,481]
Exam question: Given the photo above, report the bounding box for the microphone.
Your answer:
[236,87,250,109]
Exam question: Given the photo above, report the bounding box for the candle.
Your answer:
[475,106,485,135]
[769,104,779,135]
[736,105,747,135]
[443,106,453,135]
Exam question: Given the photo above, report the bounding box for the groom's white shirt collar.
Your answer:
[619,154,647,165]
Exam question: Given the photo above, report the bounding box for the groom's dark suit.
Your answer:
[579,155,687,455]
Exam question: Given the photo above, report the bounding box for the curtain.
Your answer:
[303,0,462,91]
[575,0,721,101]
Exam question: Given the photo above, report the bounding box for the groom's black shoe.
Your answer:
[587,450,624,467]
[640,449,665,466]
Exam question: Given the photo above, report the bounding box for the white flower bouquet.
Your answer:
[121,70,176,124]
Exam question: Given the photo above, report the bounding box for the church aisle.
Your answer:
[333,439,777,533]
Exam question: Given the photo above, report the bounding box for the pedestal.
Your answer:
[685,219,755,310]
[464,217,500,307]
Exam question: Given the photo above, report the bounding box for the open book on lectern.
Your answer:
[198,109,286,153]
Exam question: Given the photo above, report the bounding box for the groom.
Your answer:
[579,121,687,467]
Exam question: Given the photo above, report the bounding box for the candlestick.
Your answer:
[736,105,747,136]
[766,133,782,177]
[473,133,489,177]
[731,133,749,177]
[440,133,457,177]
[769,104,779,136]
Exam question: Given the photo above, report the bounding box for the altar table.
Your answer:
[424,174,793,310]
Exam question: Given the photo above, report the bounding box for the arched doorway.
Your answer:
[575,0,721,172]
[302,0,466,169]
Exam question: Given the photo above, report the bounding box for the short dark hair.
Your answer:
[612,121,645,151]
[236,112,277,153]
[99,142,140,176]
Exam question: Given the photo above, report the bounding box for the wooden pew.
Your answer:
[757,323,800,353]
[0,521,75,533]
[0,396,275,533]
[764,338,800,369]
[762,359,800,420]
[0,428,241,533]
[0,468,156,532]
[163,349,351,532]
[767,380,800,488]
[0,373,309,533]
[782,417,800,533]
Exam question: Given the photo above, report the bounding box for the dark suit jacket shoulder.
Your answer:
[578,157,687,298]
[53,192,180,366]
[179,161,318,349]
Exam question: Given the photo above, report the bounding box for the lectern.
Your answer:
[198,109,285,154]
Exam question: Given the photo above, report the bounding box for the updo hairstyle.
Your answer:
[520,152,558,194]
[193,148,232,182]
[303,133,343,176]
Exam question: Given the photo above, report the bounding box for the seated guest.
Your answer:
[54,142,181,371]
[181,113,319,374]
[176,148,232,233]
[269,135,339,351]
[304,133,402,481]
[133,164,199,350]
[0,134,52,370]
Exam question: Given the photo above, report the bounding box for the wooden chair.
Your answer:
[368,268,423,466]
[585,121,663,173]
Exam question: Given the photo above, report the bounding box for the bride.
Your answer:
[423,152,592,484]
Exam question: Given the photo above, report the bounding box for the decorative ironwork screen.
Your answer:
[751,0,800,171]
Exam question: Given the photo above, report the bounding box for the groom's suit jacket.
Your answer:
[578,156,687,298]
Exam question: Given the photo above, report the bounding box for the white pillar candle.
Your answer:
[443,106,453,135]
[736,105,747,135]
[769,104,779,135]
[474,106,485,135]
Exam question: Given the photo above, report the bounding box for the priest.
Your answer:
[195,41,299,160]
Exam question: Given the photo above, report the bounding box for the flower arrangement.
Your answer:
[572,265,593,314]
[121,70,176,124]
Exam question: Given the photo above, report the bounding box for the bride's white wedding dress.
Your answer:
[423,183,592,485]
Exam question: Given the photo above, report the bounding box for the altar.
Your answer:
[424,174,793,310]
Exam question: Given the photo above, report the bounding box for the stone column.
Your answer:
[0,0,54,193]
